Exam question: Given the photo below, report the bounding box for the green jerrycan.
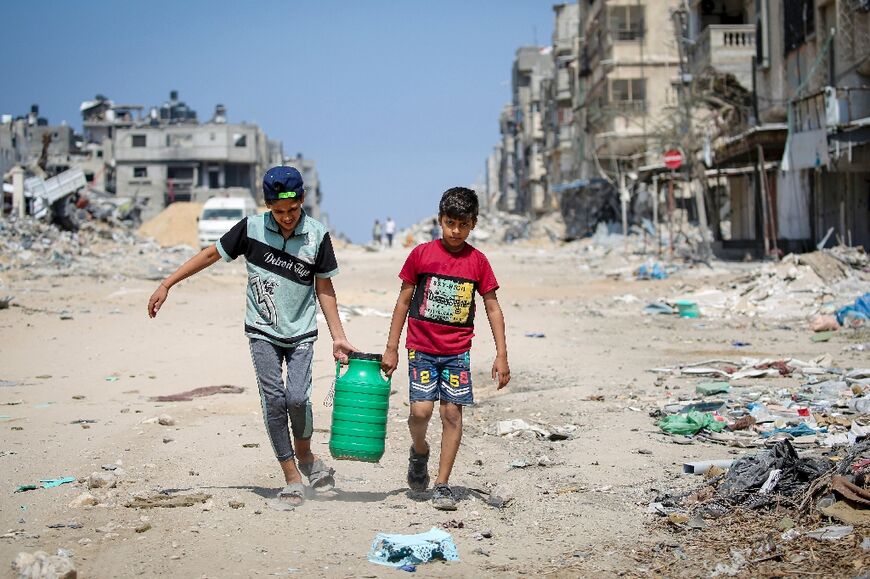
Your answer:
[328,352,391,462]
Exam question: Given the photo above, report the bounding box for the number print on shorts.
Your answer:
[419,370,430,384]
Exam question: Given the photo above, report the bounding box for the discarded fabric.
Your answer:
[836,293,869,328]
[367,527,459,567]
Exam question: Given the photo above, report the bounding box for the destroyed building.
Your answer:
[110,91,284,220]
[483,0,869,252]
[0,105,77,177]
[3,91,326,226]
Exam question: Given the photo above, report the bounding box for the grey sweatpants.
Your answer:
[249,338,314,462]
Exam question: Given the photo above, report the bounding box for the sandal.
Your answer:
[277,482,306,507]
[298,458,336,491]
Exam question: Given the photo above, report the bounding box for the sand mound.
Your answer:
[138,202,203,248]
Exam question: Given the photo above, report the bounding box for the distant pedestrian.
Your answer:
[385,217,396,248]
[373,219,382,246]
[429,218,440,241]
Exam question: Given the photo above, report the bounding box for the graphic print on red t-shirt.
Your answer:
[399,240,498,355]
[417,272,475,327]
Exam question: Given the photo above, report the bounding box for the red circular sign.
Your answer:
[664,149,683,169]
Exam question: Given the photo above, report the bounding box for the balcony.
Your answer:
[792,87,870,132]
[690,24,756,90]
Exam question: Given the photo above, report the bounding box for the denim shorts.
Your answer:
[408,349,473,405]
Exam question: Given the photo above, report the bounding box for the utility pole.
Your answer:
[671,5,712,261]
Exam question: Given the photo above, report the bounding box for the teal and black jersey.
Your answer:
[216,211,338,348]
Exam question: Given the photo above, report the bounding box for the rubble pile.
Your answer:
[642,351,870,574]
[641,440,870,577]
[650,356,870,448]
[0,218,196,281]
[400,210,564,246]
[674,247,870,320]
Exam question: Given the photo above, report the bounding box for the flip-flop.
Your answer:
[298,458,335,492]
[277,482,306,507]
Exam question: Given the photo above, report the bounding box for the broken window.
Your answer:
[225,164,252,188]
[132,134,146,147]
[784,0,815,54]
[609,5,644,41]
[233,133,247,147]
[133,167,148,178]
[609,79,646,112]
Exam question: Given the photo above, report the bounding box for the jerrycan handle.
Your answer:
[324,360,343,408]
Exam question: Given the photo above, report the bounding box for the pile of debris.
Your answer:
[0,218,195,281]
[644,353,870,573]
[640,439,870,577]
[651,356,870,449]
[670,247,869,320]
[399,210,564,247]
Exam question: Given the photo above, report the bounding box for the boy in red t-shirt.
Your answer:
[382,187,510,510]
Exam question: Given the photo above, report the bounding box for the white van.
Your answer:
[197,197,258,248]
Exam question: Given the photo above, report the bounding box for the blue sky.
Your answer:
[0,1,557,242]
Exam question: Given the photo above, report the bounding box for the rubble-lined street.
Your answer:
[1,219,868,577]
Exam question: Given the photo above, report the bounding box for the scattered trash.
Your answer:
[731,340,751,348]
[636,262,668,280]
[836,293,869,328]
[675,300,700,318]
[658,412,726,436]
[149,385,245,402]
[523,332,546,338]
[696,382,730,396]
[805,525,853,541]
[811,331,834,343]
[682,459,734,475]
[810,314,840,332]
[718,440,833,501]
[643,302,675,315]
[15,476,76,493]
[367,527,459,568]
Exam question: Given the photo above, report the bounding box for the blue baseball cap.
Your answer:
[263,166,304,201]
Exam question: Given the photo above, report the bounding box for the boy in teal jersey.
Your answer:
[148,166,355,507]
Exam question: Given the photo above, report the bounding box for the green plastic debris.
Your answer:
[15,476,76,493]
[811,331,834,343]
[40,477,76,488]
[696,382,731,396]
[658,411,727,435]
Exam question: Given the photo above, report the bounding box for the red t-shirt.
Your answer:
[399,240,499,355]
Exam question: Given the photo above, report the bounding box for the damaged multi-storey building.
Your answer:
[484,0,869,252]
[4,91,325,224]
[692,0,870,254]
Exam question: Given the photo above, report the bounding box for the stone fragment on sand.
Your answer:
[68,493,99,508]
[12,550,76,579]
[87,472,115,489]
[228,499,245,509]
[487,486,513,508]
[157,414,175,426]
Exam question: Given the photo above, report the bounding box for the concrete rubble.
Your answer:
[0,218,196,281]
